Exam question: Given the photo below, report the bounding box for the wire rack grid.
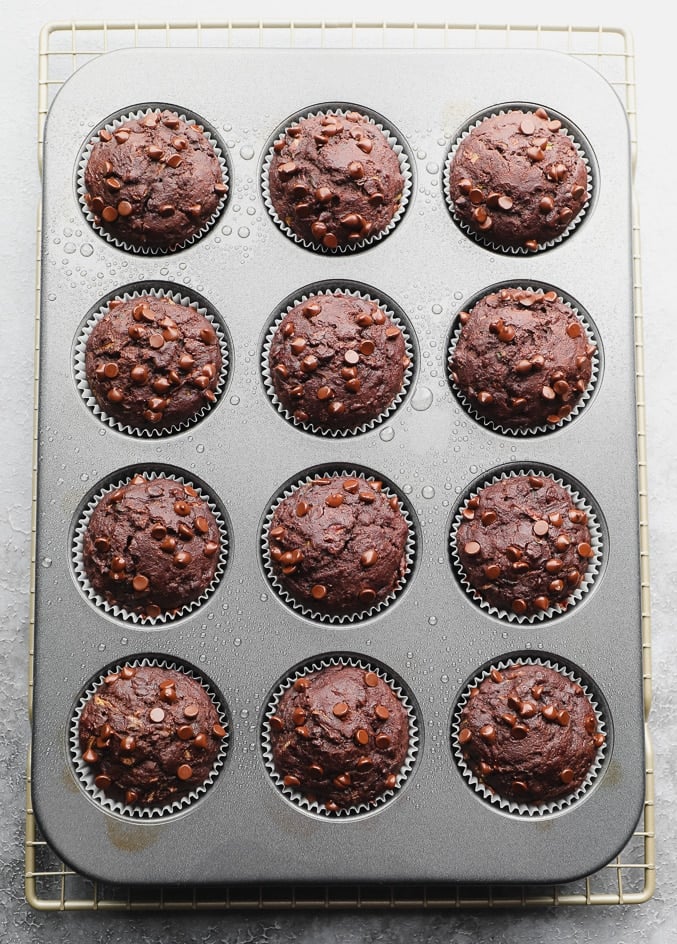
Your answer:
[26,19,654,911]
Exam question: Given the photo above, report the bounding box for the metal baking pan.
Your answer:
[31,45,644,886]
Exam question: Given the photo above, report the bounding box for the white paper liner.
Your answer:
[261,286,414,437]
[443,105,593,254]
[261,468,416,624]
[262,655,419,818]
[70,656,229,820]
[451,656,607,816]
[447,286,599,436]
[261,106,412,254]
[72,470,228,625]
[75,286,229,437]
[77,106,229,254]
[450,468,602,623]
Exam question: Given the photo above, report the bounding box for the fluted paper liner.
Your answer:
[261,285,414,437]
[262,106,412,254]
[262,655,419,818]
[70,656,229,820]
[77,106,229,254]
[261,468,417,624]
[75,286,229,437]
[451,656,607,816]
[450,467,602,623]
[73,470,228,624]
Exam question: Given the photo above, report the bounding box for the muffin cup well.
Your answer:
[262,654,419,818]
[261,467,417,625]
[443,104,594,254]
[75,285,229,437]
[451,656,607,816]
[261,284,415,437]
[70,656,229,820]
[72,469,229,625]
[447,284,600,436]
[450,467,603,623]
[261,105,413,254]
[77,105,230,254]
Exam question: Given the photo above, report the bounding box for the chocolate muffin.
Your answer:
[267,474,410,617]
[449,287,595,430]
[83,109,227,251]
[268,663,410,812]
[267,110,405,250]
[81,474,222,618]
[456,661,605,806]
[84,294,223,432]
[454,473,595,617]
[267,292,409,432]
[447,107,589,251]
[77,663,226,808]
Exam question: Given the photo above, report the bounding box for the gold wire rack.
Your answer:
[27,20,654,910]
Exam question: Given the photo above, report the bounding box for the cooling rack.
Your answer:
[26,19,654,910]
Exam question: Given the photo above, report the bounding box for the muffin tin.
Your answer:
[31,46,644,886]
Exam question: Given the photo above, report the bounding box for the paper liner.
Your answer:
[70,656,229,820]
[77,106,230,254]
[75,286,229,437]
[261,285,414,437]
[72,470,228,625]
[451,656,607,816]
[447,285,600,436]
[450,468,602,623]
[261,654,419,818]
[261,106,412,254]
[443,104,594,254]
[261,468,417,624]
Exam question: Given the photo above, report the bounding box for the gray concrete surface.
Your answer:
[1,2,674,941]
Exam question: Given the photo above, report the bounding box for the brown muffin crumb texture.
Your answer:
[450,287,595,429]
[458,662,604,805]
[269,664,410,811]
[268,292,409,431]
[448,107,589,250]
[455,473,594,617]
[84,109,227,251]
[268,474,409,616]
[78,664,226,808]
[268,110,404,249]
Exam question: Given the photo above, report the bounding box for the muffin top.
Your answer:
[269,663,410,812]
[78,663,226,808]
[267,474,409,617]
[82,474,221,618]
[268,292,409,431]
[457,661,604,806]
[449,287,595,429]
[448,107,589,250]
[268,110,405,249]
[83,109,227,251]
[455,473,594,617]
[84,294,222,432]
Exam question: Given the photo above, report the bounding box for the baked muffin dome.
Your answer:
[83,109,227,251]
[454,473,594,617]
[268,663,410,812]
[82,474,221,618]
[267,473,409,617]
[449,287,595,430]
[268,110,405,250]
[456,661,604,805]
[268,291,409,432]
[447,107,589,251]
